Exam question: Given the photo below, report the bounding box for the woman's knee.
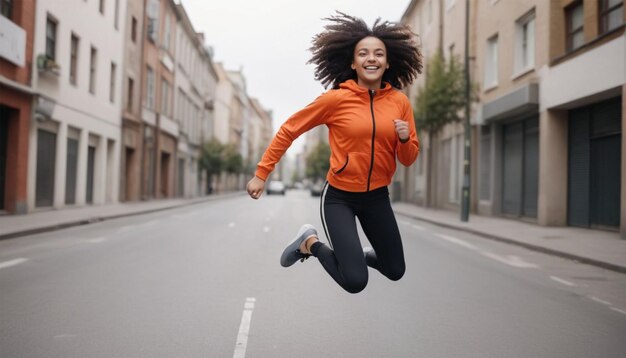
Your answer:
[384,263,405,281]
[342,271,368,294]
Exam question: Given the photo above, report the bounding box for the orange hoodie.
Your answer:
[256,80,420,192]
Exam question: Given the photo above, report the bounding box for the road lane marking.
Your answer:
[610,307,626,315]
[411,224,426,231]
[479,251,539,268]
[436,234,478,250]
[263,227,270,233]
[398,220,411,226]
[229,222,236,228]
[550,276,577,287]
[233,297,256,358]
[590,296,612,306]
[85,237,107,244]
[0,258,28,270]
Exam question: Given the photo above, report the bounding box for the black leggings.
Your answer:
[309,183,405,294]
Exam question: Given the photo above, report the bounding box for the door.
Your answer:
[0,108,8,210]
[568,97,621,229]
[178,158,185,197]
[36,129,56,207]
[86,146,95,204]
[160,152,170,197]
[502,122,523,216]
[125,147,135,201]
[65,138,78,204]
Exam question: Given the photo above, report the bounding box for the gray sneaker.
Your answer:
[280,224,318,267]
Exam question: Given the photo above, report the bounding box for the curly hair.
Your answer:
[308,12,423,90]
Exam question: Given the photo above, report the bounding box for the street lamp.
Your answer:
[461,0,471,222]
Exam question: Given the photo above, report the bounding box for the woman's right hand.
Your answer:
[246,176,266,200]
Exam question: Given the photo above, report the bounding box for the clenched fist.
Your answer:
[393,119,409,142]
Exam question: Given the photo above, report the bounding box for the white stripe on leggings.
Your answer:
[320,181,334,249]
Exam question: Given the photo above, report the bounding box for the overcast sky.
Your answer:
[181,0,413,155]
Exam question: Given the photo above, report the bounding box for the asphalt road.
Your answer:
[1,190,625,358]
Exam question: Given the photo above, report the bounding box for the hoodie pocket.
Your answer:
[332,152,369,186]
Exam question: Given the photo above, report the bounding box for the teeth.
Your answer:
[365,66,379,70]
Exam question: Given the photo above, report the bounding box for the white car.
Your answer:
[266,181,286,195]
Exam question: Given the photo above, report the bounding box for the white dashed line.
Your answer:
[436,234,478,250]
[85,237,107,244]
[590,296,612,306]
[0,258,29,270]
[233,297,256,358]
[117,225,135,233]
[550,276,577,287]
[479,251,539,268]
[610,307,626,315]
[411,224,426,231]
[229,222,236,228]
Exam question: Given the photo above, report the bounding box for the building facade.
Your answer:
[0,0,35,214]
[401,0,625,238]
[141,0,177,199]
[120,0,145,202]
[173,4,217,198]
[28,0,126,211]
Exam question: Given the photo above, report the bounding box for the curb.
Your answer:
[0,192,246,241]
[394,210,626,275]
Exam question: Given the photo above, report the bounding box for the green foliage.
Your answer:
[199,139,225,177]
[306,142,331,180]
[414,52,467,133]
[222,144,243,174]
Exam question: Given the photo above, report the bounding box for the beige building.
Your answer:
[401,0,625,238]
[120,0,145,202]
[174,4,218,198]
[141,0,178,199]
[399,0,475,207]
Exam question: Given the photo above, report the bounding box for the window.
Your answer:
[99,0,104,14]
[161,78,170,116]
[114,0,119,29]
[599,0,624,34]
[146,0,159,42]
[1,0,12,18]
[514,10,535,73]
[484,35,498,88]
[479,126,491,200]
[146,66,155,109]
[89,46,97,94]
[566,2,584,52]
[70,34,79,85]
[45,16,57,60]
[127,77,134,112]
[110,62,116,102]
[131,16,138,43]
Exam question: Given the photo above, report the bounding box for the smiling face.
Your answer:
[351,36,389,90]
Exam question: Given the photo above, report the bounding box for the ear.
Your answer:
[351,63,356,70]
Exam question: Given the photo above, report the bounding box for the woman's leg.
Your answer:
[357,192,405,281]
[309,184,368,294]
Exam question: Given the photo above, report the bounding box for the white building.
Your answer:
[28,0,126,210]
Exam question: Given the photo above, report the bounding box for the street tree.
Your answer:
[199,139,224,194]
[306,142,331,180]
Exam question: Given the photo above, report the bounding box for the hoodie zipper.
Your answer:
[367,89,376,192]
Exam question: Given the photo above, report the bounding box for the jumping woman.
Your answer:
[246,12,423,294]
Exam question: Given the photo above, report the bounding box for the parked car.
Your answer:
[310,181,324,196]
[266,180,286,195]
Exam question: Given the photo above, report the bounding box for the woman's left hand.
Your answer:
[393,119,410,142]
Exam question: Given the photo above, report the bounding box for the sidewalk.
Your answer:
[392,202,626,274]
[0,192,245,240]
